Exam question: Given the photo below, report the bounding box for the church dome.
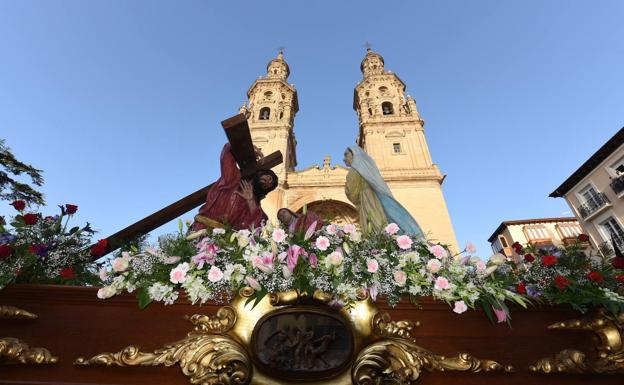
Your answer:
[266,50,290,80]
[360,48,385,77]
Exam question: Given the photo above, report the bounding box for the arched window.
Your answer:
[382,102,394,115]
[259,107,270,120]
[368,108,373,116]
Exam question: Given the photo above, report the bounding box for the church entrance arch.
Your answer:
[296,200,358,226]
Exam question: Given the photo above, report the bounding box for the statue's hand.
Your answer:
[235,180,254,201]
[253,145,264,162]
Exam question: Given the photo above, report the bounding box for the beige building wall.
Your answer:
[559,143,624,253]
[489,218,585,259]
[242,50,458,251]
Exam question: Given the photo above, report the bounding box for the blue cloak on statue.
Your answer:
[348,146,424,238]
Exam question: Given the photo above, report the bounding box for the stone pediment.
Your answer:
[286,156,348,187]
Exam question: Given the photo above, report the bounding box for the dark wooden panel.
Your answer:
[0,285,618,385]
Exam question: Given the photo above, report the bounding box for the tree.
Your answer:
[0,139,45,205]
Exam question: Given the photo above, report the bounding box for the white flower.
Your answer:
[282,265,292,279]
[394,271,407,286]
[489,253,506,265]
[350,231,362,243]
[207,265,224,282]
[213,228,226,235]
[97,286,116,299]
[343,223,356,234]
[98,267,109,281]
[329,251,344,266]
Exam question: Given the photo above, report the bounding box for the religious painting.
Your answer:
[251,308,354,381]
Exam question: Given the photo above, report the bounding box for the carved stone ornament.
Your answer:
[74,289,513,384]
[530,309,624,374]
[0,337,58,365]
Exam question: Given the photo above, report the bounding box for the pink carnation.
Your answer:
[169,263,190,284]
[396,235,413,250]
[326,224,337,235]
[465,242,477,254]
[315,236,330,251]
[453,300,468,314]
[272,228,287,243]
[434,276,450,290]
[343,223,356,234]
[394,270,407,286]
[385,223,400,235]
[207,265,223,282]
[426,259,442,273]
[429,244,447,259]
[366,259,379,273]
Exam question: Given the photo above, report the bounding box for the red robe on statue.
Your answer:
[193,143,267,230]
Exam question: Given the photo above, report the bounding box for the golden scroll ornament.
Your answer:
[0,337,58,364]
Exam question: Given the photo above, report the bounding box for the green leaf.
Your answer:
[137,288,153,309]
[69,226,80,234]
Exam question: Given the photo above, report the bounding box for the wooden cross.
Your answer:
[93,113,283,257]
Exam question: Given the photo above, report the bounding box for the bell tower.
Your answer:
[244,50,299,219]
[353,48,458,249]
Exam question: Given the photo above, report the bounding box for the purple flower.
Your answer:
[526,286,541,298]
[30,244,49,257]
[0,233,15,244]
[287,245,307,272]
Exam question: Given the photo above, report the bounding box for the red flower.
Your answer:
[0,244,12,259]
[524,253,535,262]
[541,255,557,267]
[578,234,590,242]
[11,200,25,211]
[90,239,108,257]
[616,275,624,284]
[516,281,527,294]
[555,275,570,290]
[586,271,604,283]
[22,213,39,225]
[512,241,523,252]
[65,204,78,214]
[59,267,75,279]
[613,256,624,270]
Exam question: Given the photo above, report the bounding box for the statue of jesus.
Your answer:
[192,143,278,230]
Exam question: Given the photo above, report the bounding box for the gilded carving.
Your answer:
[0,337,58,365]
[352,339,513,384]
[0,305,37,319]
[75,305,251,385]
[530,310,624,374]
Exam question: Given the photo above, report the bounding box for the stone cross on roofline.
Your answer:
[91,114,283,258]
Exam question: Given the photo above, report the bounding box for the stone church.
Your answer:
[239,49,458,250]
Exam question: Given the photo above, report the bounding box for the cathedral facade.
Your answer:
[241,49,458,250]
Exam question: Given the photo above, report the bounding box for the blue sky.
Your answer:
[1,1,623,257]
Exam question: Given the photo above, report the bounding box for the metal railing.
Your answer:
[610,175,624,195]
[576,192,610,219]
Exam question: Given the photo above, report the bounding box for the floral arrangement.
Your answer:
[0,200,100,289]
[98,220,529,323]
[502,238,624,315]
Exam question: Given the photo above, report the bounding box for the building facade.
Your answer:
[488,217,585,258]
[550,128,624,254]
[241,49,458,250]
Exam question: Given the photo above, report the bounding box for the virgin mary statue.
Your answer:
[344,146,424,237]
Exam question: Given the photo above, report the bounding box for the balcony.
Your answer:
[610,175,624,195]
[576,192,610,219]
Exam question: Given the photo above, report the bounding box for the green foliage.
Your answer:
[0,139,45,205]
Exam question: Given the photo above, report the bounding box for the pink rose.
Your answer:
[366,259,379,273]
[112,256,129,273]
[245,276,261,291]
[465,242,477,254]
[343,223,356,234]
[169,263,190,284]
[434,276,450,290]
[475,260,486,273]
[385,223,400,235]
[315,236,330,251]
[207,265,223,282]
[272,228,287,243]
[396,235,413,250]
[394,270,407,286]
[453,300,468,314]
[426,259,442,273]
[326,224,337,235]
[429,244,447,259]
